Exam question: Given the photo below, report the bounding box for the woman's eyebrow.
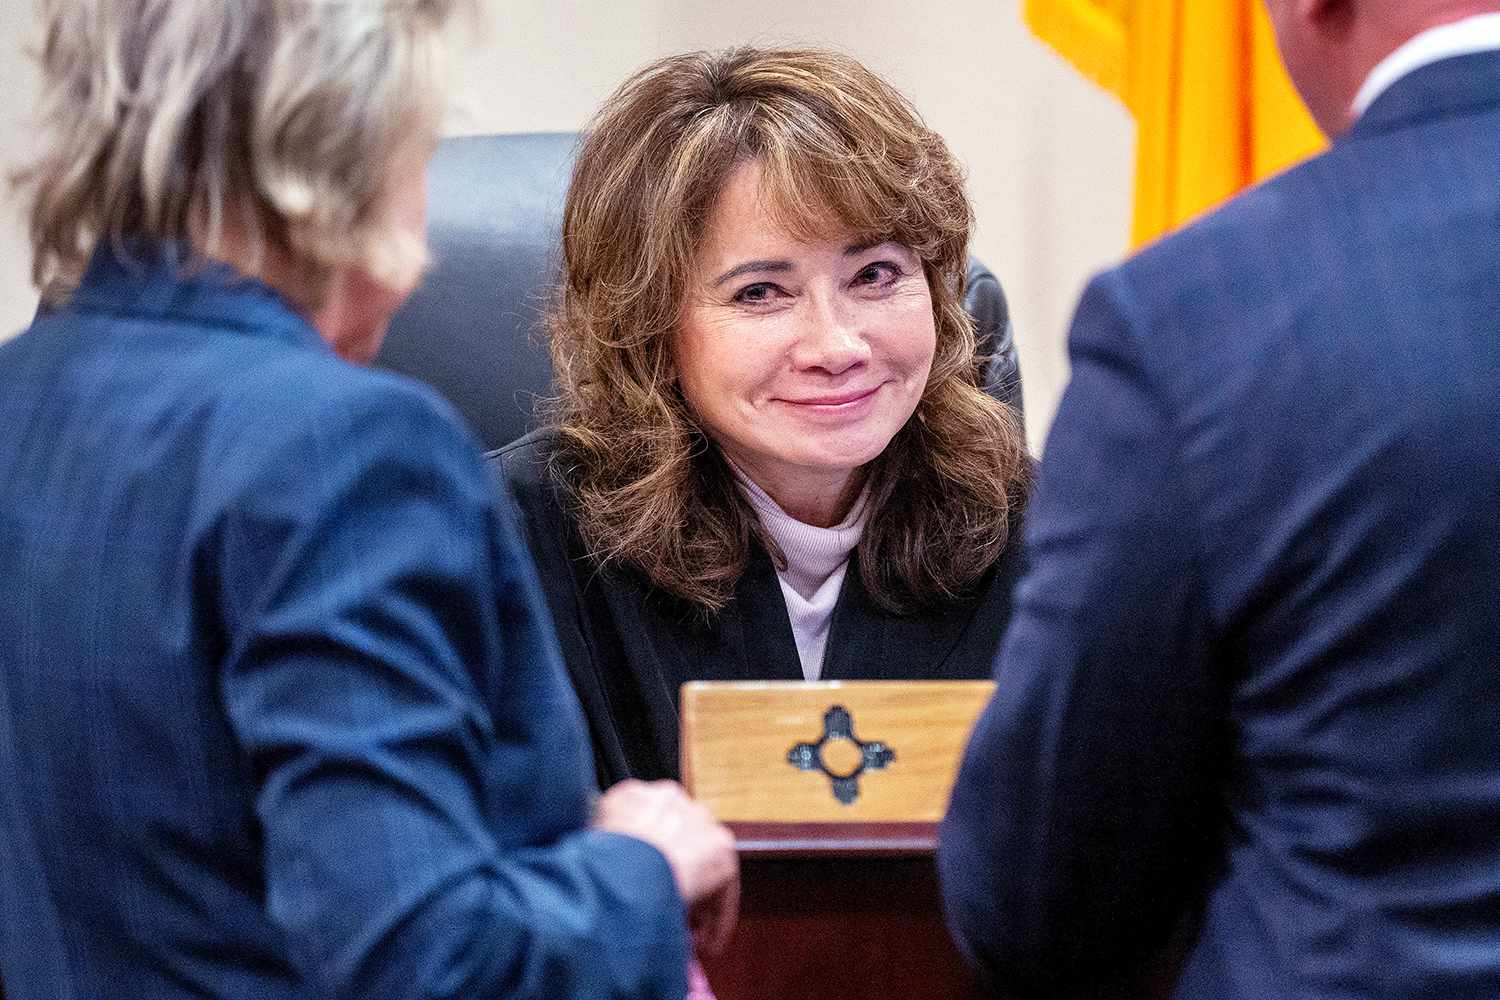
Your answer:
[712,241,900,286]
[713,259,794,286]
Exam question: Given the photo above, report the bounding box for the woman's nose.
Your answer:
[792,293,871,375]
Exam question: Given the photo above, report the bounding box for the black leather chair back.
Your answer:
[379,132,1022,452]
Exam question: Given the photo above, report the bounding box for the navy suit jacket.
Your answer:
[940,52,1500,999]
[0,246,687,999]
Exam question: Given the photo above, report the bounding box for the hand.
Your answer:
[592,779,740,955]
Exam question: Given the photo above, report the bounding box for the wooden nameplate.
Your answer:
[680,680,995,837]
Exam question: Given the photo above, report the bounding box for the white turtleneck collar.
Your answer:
[728,460,870,681]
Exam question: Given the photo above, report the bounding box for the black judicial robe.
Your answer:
[491,430,1027,788]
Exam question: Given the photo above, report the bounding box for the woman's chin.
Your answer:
[776,435,894,476]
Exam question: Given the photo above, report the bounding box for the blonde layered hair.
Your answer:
[550,47,1032,615]
[15,0,469,307]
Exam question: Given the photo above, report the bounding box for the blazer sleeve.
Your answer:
[938,271,1221,995]
[213,378,688,1000]
[490,435,641,787]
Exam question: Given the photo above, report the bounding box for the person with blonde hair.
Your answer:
[497,47,1032,785]
[0,3,736,998]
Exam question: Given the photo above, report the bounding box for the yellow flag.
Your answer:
[1025,0,1328,246]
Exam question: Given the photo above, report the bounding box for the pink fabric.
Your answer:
[687,960,718,1000]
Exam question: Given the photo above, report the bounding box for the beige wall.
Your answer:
[0,2,41,341]
[0,0,1132,445]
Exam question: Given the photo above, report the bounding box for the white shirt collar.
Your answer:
[1354,13,1500,117]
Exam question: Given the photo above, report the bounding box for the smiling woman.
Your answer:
[677,160,938,528]
[494,47,1033,786]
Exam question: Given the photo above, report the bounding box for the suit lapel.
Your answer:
[726,546,806,682]
[820,554,978,682]
[642,545,804,685]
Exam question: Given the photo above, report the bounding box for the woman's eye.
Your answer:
[854,262,902,287]
[734,282,782,304]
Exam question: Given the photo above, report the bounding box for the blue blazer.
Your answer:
[940,52,1500,999]
[0,246,687,999]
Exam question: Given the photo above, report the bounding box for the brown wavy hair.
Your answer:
[548,47,1031,614]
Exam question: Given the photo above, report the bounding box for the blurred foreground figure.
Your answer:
[0,2,733,998]
[941,1,1500,997]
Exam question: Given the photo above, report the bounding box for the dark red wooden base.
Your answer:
[700,822,1180,1000]
[702,822,982,1000]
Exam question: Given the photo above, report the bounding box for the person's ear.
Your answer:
[1301,0,1356,36]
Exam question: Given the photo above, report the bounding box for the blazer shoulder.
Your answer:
[488,427,558,487]
[1124,166,1304,279]
[1080,146,1366,392]
[204,330,472,443]
[486,427,586,576]
[487,428,571,524]
[207,355,493,524]
[1110,135,1390,315]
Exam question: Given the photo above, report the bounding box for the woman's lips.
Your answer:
[779,385,882,409]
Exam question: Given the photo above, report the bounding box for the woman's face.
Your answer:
[675,160,937,512]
